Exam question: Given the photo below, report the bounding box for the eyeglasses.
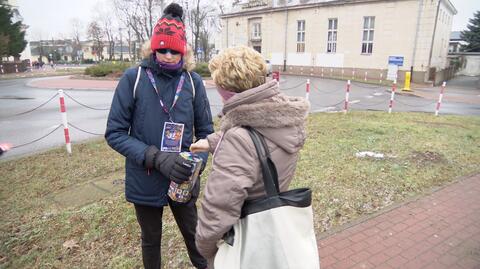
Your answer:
[156,48,181,55]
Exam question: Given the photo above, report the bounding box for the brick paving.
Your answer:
[318,174,480,269]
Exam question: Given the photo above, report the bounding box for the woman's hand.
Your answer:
[190,139,210,153]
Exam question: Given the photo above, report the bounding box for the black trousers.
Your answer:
[134,201,207,269]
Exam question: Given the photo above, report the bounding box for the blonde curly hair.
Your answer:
[209,46,267,93]
[141,41,195,71]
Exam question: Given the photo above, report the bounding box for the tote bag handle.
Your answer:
[244,126,280,197]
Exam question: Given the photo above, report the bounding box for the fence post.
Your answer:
[0,65,3,74]
[305,79,310,101]
[321,68,324,77]
[58,89,72,154]
[344,80,351,114]
[435,82,446,116]
[389,79,397,114]
[364,71,368,82]
[352,70,356,80]
[380,72,383,84]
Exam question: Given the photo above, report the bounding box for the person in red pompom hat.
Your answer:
[105,2,213,269]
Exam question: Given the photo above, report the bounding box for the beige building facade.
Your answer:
[219,0,457,84]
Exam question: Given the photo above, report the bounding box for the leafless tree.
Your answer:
[70,18,83,61]
[113,0,166,44]
[105,18,116,60]
[189,0,215,61]
[87,21,104,61]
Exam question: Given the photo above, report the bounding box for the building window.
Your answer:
[252,23,261,39]
[297,20,305,53]
[327,18,338,53]
[362,16,375,54]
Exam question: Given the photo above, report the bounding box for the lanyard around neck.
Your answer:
[145,68,185,122]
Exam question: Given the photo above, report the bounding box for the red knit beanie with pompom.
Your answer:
[151,3,187,55]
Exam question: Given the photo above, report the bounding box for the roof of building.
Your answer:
[450,31,462,41]
[223,0,457,18]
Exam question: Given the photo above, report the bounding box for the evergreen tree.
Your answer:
[461,10,480,52]
[0,0,27,60]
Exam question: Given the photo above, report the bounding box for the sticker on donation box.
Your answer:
[161,122,184,152]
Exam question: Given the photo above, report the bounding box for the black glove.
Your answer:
[144,145,194,184]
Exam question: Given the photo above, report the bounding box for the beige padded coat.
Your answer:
[195,79,310,262]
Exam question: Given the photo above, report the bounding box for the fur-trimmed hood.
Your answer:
[220,79,310,153]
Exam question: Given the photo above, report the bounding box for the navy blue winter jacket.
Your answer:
[105,55,214,207]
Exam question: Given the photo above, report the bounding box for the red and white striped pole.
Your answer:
[344,80,351,114]
[58,89,72,154]
[305,79,310,101]
[435,82,446,116]
[388,79,397,114]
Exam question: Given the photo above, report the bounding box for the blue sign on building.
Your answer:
[388,56,404,66]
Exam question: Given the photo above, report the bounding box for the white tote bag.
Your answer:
[214,127,320,269]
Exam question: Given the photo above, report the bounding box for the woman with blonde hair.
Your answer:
[105,3,213,269]
[191,46,311,267]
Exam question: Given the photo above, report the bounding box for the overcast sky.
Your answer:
[16,0,479,41]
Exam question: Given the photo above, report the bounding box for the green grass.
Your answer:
[1,111,479,268]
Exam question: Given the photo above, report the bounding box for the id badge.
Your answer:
[161,122,184,152]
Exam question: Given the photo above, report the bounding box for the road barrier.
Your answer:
[277,77,448,116]
[3,78,451,155]
[388,80,397,114]
[306,79,310,101]
[2,89,108,154]
[344,80,351,114]
[58,90,72,154]
[435,82,446,116]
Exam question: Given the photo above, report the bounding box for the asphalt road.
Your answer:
[0,75,478,160]
[0,78,113,160]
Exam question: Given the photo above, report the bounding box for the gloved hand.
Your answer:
[144,145,194,184]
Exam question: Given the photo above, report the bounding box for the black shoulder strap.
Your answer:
[245,126,280,197]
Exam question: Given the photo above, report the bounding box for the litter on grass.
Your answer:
[355,151,385,159]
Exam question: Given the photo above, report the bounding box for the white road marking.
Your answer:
[312,107,339,113]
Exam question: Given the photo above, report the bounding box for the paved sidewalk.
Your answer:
[318,173,480,269]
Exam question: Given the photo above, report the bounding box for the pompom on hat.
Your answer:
[151,3,187,55]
